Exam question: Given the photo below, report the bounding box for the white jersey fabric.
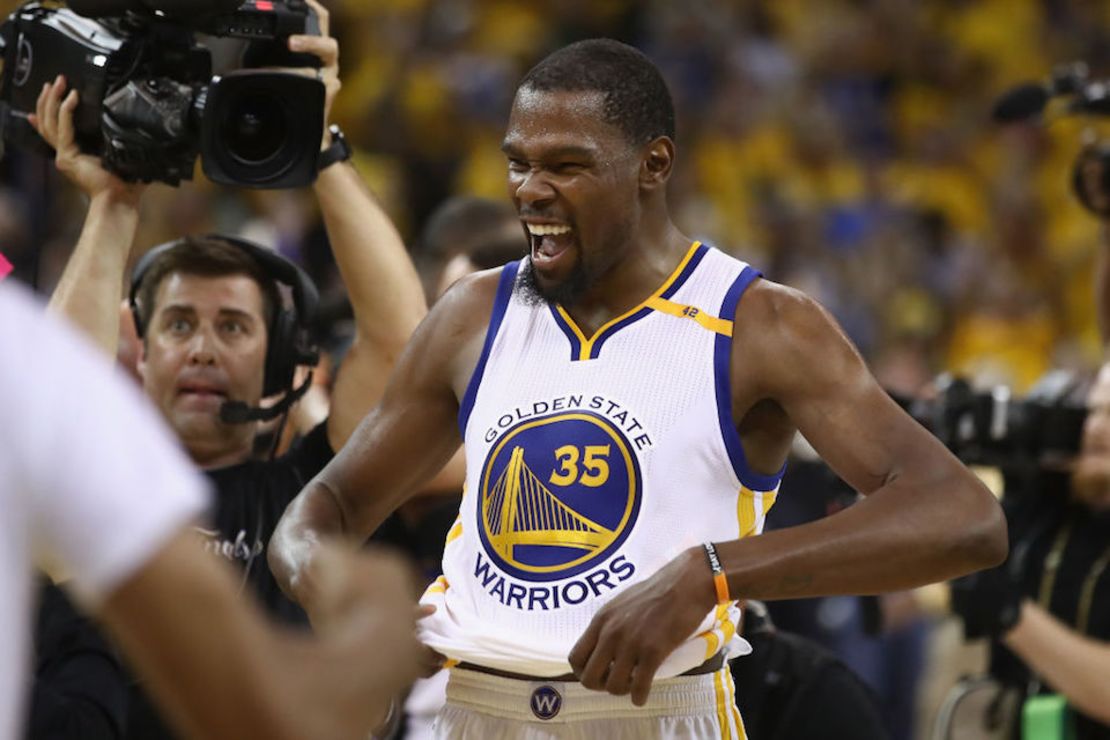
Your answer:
[0,283,209,740]
[420,242,785,679]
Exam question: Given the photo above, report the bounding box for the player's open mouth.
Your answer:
[526,222,575,270]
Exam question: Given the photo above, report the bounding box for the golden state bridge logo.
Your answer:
[478,411,642,581]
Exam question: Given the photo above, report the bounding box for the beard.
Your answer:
[517,255,592,307]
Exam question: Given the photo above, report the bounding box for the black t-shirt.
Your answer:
[27,579,128,740]
[198,420,334,627]
[125,421,332,739]
[123,421,416,738]
[993,480,1110,740]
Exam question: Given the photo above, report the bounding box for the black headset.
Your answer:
[128,234,320,420]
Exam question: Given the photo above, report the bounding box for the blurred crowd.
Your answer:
[4,3,1110,738]
[5,0,1110,395]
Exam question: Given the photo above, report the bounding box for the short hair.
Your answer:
[134,236,282,335]
[415,196,524,299]
[518,38,676,146]
[418,196,519,262]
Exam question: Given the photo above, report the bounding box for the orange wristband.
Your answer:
[702,542,731,604]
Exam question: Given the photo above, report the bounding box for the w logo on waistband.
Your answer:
[530,685,562,720]
[478,411,642,581]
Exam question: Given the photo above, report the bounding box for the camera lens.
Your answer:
[221,91,288,165]
[202,71,324,188]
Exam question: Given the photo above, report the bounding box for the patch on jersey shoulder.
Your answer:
[478,411,642,581]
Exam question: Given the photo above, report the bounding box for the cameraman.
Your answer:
[950,151,1110,739]
[996,363,1110,735]
[29,1,429,735]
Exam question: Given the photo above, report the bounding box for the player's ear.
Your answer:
[640,136,674,190]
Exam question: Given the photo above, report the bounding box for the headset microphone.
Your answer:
[219,372,314,424]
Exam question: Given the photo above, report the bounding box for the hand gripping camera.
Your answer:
[0,0,326,188]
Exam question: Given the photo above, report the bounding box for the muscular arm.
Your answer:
[1003,601,1110,726]
[570,279,1007,705]
[269,272,496,609]
[716,281,1007,598]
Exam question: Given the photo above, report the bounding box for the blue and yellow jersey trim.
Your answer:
[549,241,711,361]
[738,484,778,538]
[459,261,521,436]
[700,603,738,660]
[712,265,788,490]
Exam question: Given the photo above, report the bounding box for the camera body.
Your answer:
[898,372,1087,476]
[0,1,325,188]
[931,373,1110,737]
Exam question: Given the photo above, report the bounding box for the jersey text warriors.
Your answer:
[419,242,785,678]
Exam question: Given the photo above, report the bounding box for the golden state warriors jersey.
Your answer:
[419,241,785,678]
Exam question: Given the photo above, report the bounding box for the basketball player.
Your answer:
[270,39,1007,737]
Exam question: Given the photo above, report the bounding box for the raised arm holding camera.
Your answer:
[27,2,428,736]
[33,0,425,585]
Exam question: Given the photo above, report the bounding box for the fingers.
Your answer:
[629,649,665,706]
[303,0,329,37]
[32,75,77,154]
[35,77,61,145]
[417,644,446,678]
[575,638,616,691]
[571,605,671,705]
[603,649,636,696]
[572,626,662,704]
[288,34,338,71]
[57,89,78,150]
[568,616,601,678]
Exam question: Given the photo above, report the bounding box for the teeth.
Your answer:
[527,223,572,236]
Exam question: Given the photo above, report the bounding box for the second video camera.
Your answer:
[0,0,326,188]
[898,372,1088,475]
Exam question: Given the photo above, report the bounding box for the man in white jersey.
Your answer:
[0,282,420,739]
[270,39,1007,738]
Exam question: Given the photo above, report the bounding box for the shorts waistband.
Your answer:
[455,652,725,682]
[445,665,729,723]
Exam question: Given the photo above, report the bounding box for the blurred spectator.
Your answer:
[6,0,1108,387]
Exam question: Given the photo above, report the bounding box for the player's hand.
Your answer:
[568,547,716,705]
[28,75,145,204]
[286,0,340,151]
[416,603,448,677]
